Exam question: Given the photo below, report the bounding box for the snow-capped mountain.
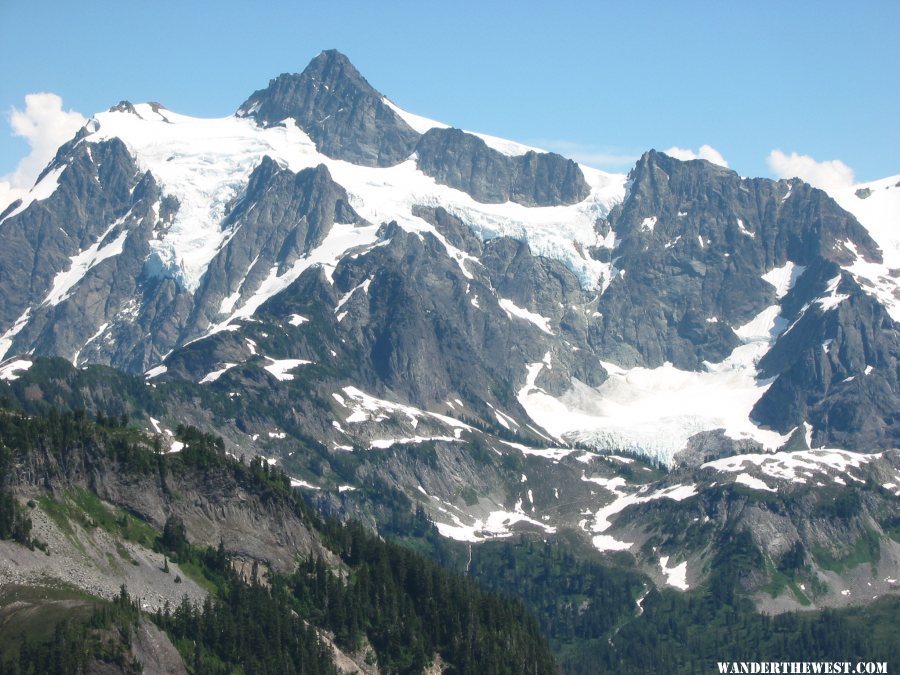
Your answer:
[1,50,898,605]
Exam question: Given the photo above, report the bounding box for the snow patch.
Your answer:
[762,262,806,300]
[42,219,130,307]
[369,436,460,449]
[659,556,689,590]
[828,175,900,321]
[518,299,792,465]
[816,275,849,312]
[263,357,311,381]
[703,448,879,485]
[340,386,473,432]
[199,362,237,384]
[498,298,554,334]
[734,473,777,492]
[0,359,32,381]
[290,478,320,490]
[144,364,167,379]
[434,502,556,543]
[0,165,67,225]
[0,310,32,361]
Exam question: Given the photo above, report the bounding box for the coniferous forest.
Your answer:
[0,394,898,673]
[0,400,555,674]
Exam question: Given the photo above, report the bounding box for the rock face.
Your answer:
[1,149,364,373]
[237,49,421,167]
[752,267,900,449]
[1,51,898,471]
[415,128,591,206]
[0,138,145,330]
[10,423,332,573]
[590,150,882,370]
[183,159,361,336]
[0,138,185,372]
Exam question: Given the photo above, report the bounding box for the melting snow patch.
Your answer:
[593,535,633,551]
[263,358,311,381]
[335,278,371,315]
[498,298,553,334]
[290,478,320,490]
[340,386,472,432]
[288,314,309,326]
[641,216,657,232]
[434,502,556,543]
[659,556,689,590]
[665,235,682,249]
[704,449,878,485]
[199,362,237,384]
[816,275,849,312]
[828,176,900,321]
[762,262,806,300]
[369,435,459,449]
[586,479,697,554]
[210,223,382,336]
[145,364,167,379]
[734,473,777,492]
[0,165,66,225]
[0,310,32,361]
[737,218,755,238]
[499,440,576,460]
[0,359,32,381]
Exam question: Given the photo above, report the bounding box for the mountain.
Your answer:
[1,48,899,657]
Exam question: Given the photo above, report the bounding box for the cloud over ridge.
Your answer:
[663,144,729,168]
[0,93,86,211]
[766,149,856,193]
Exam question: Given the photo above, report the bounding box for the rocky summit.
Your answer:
[1,50,899,662]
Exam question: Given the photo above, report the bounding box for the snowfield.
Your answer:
[74,103,625,301]
[517,286,795,466]
[2,96,896,472]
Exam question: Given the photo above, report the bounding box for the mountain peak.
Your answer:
[301,48,373,94]
[237,50,420,167]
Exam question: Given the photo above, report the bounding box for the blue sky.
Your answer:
[1,0,897,198]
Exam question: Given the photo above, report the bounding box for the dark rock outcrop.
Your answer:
[183,159,361,336]
[415,127,591,206]
[237,49,420,167]
[589,150,882,370]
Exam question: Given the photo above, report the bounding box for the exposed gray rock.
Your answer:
[183,159,361,337]
[752,266,900,449]
[589,150,882,370]
[237,49,420,167]
[0,139,141,330]
[130,618,188,675]
[415,127,590,206]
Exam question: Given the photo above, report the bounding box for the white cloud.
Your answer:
[765,149,855,193]
[0,93,86,211]
[663,145,729,168]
